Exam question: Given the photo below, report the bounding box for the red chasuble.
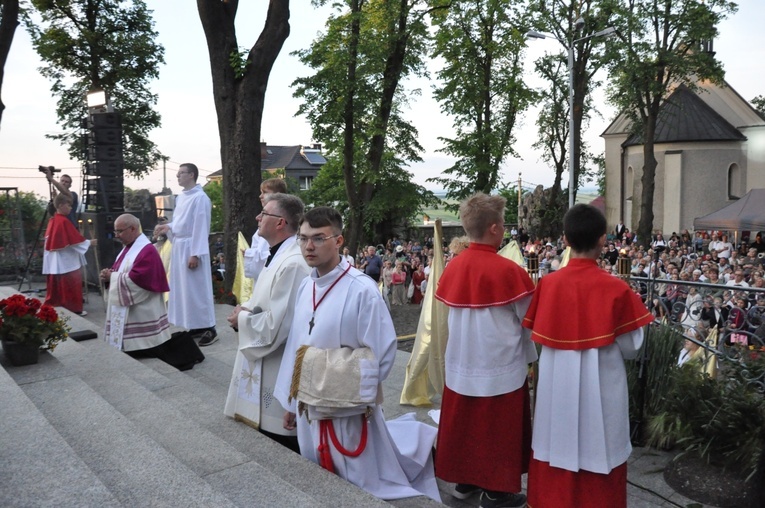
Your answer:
[522,258,653,350]
[45,213,85,251]
[436,242,534,308]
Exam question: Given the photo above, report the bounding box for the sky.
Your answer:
[2,1,764,201]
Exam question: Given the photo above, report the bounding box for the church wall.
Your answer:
[679,146,746,231]
[663,152,683,234]
[623,147,644,233]
[742,126,765,189]
[617,143,746,235]
[603,133,628,230]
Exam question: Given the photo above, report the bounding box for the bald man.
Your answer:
[101,214,203,369]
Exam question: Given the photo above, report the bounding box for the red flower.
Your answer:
[37,305,58,323]
[26,298,42,311]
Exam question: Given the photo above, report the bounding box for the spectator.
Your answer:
[360,245,383,282]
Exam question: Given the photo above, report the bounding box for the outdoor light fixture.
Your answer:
[526,19,616,209]
[86,88,107,109]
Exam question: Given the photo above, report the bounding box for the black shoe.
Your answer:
[198,329,218,347]
[479,491,527,508]
[453,483,481,500]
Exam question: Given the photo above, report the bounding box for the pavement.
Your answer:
[1,281,713,507]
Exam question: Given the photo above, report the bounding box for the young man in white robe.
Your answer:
[154,163,217,346]
[224,194,309,452]
[274,207,440,502]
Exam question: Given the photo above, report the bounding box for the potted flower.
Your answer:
[0,294,70,366]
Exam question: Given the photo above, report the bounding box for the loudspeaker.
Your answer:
[88,129,121,145]
[85,161,123,177]
[85,176,123,195]
[88,112,122,129]
[88,145,123,161]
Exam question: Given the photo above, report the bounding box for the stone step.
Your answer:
[0,359,119,508]
[21,331,393,507]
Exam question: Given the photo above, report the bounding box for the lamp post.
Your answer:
[526,21,616,209]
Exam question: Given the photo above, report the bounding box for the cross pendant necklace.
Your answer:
[310,262,352,335]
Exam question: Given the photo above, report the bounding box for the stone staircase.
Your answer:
[0,286,446,508]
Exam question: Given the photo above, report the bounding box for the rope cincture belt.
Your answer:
[318,413,368,474]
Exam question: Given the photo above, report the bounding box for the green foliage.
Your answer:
[301,154,438,239]
[123,187,152,212]
[497,186,520,225]
[25,0,165,177]
[229,46,250,79]
[0,190,46,266]
[627,322,684,428]
[752,95,765,117]
[428,0,535,201]
[648,352,765,481]
[292,0,434,247]
[203,181,224,233]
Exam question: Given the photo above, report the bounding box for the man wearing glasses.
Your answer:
[154,163,218,346]
[274,207,440,501]
[224,193,309,452]
[101,214,203,368]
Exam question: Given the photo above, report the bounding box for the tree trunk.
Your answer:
[0,0,20,129]
[197,0,290,291]
[342,0,363,254]
[638,118,657,247]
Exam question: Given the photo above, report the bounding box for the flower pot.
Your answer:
[1,338,40,366]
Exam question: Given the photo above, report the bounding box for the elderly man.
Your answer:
[154,163,217,346]
[224,194,310,452]
[101,214,203,369]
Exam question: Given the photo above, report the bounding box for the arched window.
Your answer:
[626,166,634,200]
[728,163,742,200]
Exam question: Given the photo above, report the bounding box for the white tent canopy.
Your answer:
[693,189,765,232]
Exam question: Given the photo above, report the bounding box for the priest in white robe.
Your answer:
[224,194,309,452]
[274,207,440,502]
[154,163,217,345]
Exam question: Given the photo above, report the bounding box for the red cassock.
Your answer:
[434,243,535,493]
[43,214,87,313]
[523,258,653,508]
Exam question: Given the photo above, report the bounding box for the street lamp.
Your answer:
[526,21,616,208]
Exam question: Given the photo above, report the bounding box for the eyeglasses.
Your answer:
[258,210,287,224]
[297,234,339,247]
[114,226,134,234]
[176,171,192,176]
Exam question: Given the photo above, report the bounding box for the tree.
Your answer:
[428,0,535,204]
[301,153,437,243]
[752,95,765,117]
[202,180,224,233]
[606,0,736,246]
[293,0,436,251]
[0,190,46,270]
[530,53,568,228]
[196,0,290,290]
[529,0,613,207]
[0,0,20,129]
[26,0,164,177]
[497,185,520,225]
